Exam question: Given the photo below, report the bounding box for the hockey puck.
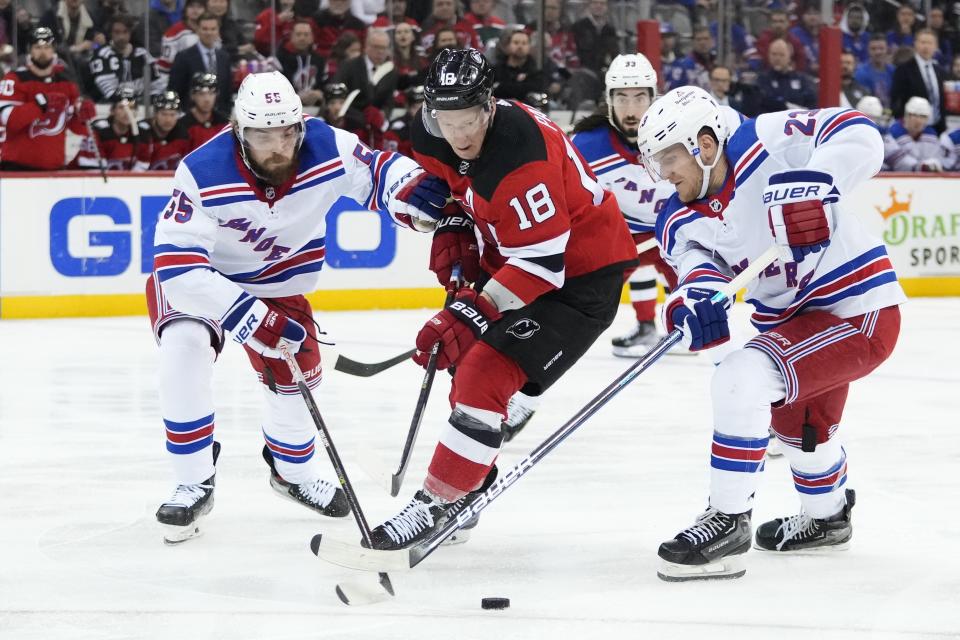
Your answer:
[481,597,510,610]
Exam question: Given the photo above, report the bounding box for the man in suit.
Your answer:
[168,13,233,114]
[891,28,946,133]
[333,28,397,111]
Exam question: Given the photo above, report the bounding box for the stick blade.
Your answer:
[335,572,396,606]
[389,472,403,497]
[310,533,413,572]
[332,348,416,377]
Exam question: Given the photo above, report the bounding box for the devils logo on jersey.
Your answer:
[507,318,540,339]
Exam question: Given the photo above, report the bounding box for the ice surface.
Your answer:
[1,300,957,639]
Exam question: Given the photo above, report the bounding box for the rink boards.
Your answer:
[0,170,958,319]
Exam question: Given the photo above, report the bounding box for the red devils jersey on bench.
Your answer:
[0,65,85,169]
[411,99,638,304]
[182,110,230,152]
[70,117,149,170]
[140,120,191,170]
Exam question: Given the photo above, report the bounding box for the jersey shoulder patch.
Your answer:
[183,131,243,187]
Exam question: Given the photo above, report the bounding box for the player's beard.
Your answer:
[615,114,640,141]
[29,55,55,70]
[249,152,298,185]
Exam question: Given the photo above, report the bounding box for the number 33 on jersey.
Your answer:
[412,99,639,306]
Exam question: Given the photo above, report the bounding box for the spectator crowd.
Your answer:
[2,0,960,172]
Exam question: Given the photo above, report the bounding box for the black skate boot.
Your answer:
[156,441,221,544]
[611,320,659,357]
[262,445,350,518]
[755,489,856,552]
[657,507,752,581]
[502,392,538,443]
[367,466,498,550]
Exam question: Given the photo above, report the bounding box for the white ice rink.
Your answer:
[1,299,957,639]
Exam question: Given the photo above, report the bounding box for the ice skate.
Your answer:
[502,391,539,442]
[367,466,498,550]
[156,441,221,544]
[754,489,855,552]
[262,446,350,518]
[611,320,659,357]
[657,507,752,581]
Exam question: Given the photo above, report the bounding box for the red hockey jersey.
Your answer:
[0,65,86,169]
[70,117,149,171]
[139,120,191,170]
[411,100,638,304]
[182,110,231,152]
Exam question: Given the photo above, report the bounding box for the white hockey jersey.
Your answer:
[152,116,420,336]
[657,107,906,333]
[570,123,675,234]
[882,120,946,171]
[939,128,960,171]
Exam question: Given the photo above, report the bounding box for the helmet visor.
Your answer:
[641,142,691,182]
[421,103,491,139]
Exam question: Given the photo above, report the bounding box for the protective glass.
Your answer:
[641,142,692,182]
[421,103,491,139]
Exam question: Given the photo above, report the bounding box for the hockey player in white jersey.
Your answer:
[883,96,947,172]
[637,87,906,580]
[570,54,679,357]
[148,71,446,544]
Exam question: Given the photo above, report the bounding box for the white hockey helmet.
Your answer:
[855,95,883,120]
[234,71,305,170]
[904,95,932,120]
[604,53,658,130]
[637,86,729,200]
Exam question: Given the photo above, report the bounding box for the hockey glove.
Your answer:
[919,158,944,172]
[765,169,838,263]
[387,170,451,232]
[72,98,97,124]
[664,287,730,352]
[414,289,502,370]
[35,92,70,120]
[430,211,480,285]
[231,299,307,359]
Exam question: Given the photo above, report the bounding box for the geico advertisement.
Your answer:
[0,175,435,297]
[849,176,960,278]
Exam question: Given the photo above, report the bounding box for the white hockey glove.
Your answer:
[230,299,307,359]
[385,169,450,232]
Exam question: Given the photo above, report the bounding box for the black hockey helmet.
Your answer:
[191,72,218,93]
[153,90,182,112]
[29,27,56,46]
[423,48,494,112]
[322,82,349,102]
[405,84,425,105]
[111,86,138,105]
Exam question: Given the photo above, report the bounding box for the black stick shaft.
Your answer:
[282,347,374,543]
[389,263,462,496]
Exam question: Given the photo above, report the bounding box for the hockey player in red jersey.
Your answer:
[366,48,639,550]
[69,87,146,171]
[139,90,191,170]
[182,72,230,152]
[0,27,95,170]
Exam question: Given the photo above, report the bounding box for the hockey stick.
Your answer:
[320,345,416,378]
[278,343,395,604]
[309,245,780,573]
[636,237,658,254]
[388,263,462,496]
[83,118,109,183]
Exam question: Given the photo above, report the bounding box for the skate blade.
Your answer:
[657,556,746,582]
[753,540,851,554]
[161,522,204,545]
[335,572,396,606]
